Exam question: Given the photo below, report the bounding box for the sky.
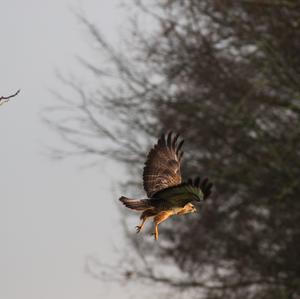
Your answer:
[0,1,138,298]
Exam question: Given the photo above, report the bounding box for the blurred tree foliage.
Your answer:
[48,1,300,298]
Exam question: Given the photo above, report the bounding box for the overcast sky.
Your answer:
[0,1,139,298]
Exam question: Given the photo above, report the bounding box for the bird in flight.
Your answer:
[119,132,213,240]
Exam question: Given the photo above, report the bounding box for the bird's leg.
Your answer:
[153,212,172,240]
[136,209,157,233]
[136,216,148,233]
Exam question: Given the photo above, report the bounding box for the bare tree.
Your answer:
[47,1,300,298]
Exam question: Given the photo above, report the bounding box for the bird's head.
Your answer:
[184,202,197,213]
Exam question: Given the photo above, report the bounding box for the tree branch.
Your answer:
[0,89,20,106]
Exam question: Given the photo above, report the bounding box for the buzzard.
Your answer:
[119,132,213,240]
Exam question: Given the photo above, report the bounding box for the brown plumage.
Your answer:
[143,132,184,197]
[119,132,213,240]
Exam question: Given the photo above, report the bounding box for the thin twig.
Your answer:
[0,89,20,105]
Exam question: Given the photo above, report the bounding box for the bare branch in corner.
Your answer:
[0,89,20,106]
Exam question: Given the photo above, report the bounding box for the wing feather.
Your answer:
[152,176,213,203]
[143,132,184,197]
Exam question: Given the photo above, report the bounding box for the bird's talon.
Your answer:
[135,226,141,233]
[151,232,158,240]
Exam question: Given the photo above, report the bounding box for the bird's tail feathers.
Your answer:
[119,196,150,211]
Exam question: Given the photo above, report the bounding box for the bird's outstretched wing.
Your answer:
[143,132,184,197]
[187,177,213,200]
[152,176,213,205]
